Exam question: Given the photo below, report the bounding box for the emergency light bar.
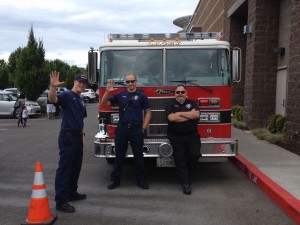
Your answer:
[108,32,221,41]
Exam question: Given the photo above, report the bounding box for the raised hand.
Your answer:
[106,79,117,92]
[50,71,65,87]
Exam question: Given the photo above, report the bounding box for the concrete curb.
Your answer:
[230,154,300,224]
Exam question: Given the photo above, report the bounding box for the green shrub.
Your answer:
[232,105,244,122]
[251,128,269,140]
[264,133,284,144]
[232,118,248,130]
[251,128,284,144]
[267,114,286,134]
[236,106,244,121]
[275,116,286,133]
[232,105,239,118]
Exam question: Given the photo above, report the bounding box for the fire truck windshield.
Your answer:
[99,49,230,87]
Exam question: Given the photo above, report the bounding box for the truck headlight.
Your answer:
[199,112,220,123]
[111,114,119,123]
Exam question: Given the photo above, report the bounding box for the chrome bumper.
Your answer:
[94,138,238,158]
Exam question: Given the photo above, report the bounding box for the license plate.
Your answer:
[156,157,175,167]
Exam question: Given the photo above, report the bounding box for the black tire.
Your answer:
[106,158,115,164]
[83,96,90,103]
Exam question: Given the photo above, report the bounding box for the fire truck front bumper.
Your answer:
[94,138,238,159]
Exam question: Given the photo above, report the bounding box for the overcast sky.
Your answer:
[0,0,198,68]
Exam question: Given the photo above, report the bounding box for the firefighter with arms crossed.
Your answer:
[165,85,201,195]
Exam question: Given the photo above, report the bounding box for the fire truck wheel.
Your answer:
[106,158,115,164]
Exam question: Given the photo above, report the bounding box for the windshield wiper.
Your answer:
[170,80,212,93]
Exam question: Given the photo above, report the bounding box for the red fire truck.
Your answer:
[88,32,241,167]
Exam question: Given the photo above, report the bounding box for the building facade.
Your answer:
[175,0,300,150]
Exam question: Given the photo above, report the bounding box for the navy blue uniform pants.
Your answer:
[111,124,146,183]
[168,133,201,185]
[55,132,83,204]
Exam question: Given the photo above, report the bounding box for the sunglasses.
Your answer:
[175,91,186,94]
[125,80,136,84]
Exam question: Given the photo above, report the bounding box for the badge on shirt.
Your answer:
[185,104,192,109]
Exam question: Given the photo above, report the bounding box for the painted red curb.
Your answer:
[230,154,300,224]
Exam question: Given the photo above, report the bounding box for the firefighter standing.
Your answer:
[165,85,201,195]
[101,74,152,189]
[48,72,88,213]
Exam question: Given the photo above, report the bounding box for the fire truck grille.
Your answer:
[147,97,173,137]
[150,110,166,123]
[149,97,173,110]
[148,125,168,137]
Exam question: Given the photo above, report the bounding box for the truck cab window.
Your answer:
[100,49,163,87]
[166,49,230,86]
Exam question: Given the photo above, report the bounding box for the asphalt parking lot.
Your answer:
[0,103,294,225]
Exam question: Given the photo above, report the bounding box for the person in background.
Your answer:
[47,93,56,119]
[48,71,88,213]
[22,105,28,127]
[165,85,201,195]
[101,73,152,190]
[15,93,26,127]
[54,103,61,119]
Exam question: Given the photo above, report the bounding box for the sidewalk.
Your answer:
[231,127,300,223]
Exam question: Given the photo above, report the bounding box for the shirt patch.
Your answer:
[185,104,192,109]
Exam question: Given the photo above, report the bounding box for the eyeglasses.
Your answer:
[125,80,136,84]
[175,91,186,94]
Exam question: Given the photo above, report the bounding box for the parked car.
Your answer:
[37,87,67,106]
[0,90,41,118]
[24,100,41,117]
[56,87,67,92]
[36,90,49,106]
[0,90,16,116]
[95,89,99,101]
[80,89,96,103]
[4,88,21,96]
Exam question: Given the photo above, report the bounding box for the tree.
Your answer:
[14,26,49,100]
[66,65,83,89]
[0,59,9,89]
[46,59,83,89]
[6,26,86,99]
[8,47,22,87]
[47,59,69,81]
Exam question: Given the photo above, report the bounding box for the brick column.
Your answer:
[286,0,300,148]
[243,0,280,129]
[224,0,247,106]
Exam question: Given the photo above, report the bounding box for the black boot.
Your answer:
[182,184,191,195]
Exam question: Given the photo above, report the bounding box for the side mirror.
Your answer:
[88,50,98,84]
[232,47,241,82]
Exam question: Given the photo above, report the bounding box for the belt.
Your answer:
[120,123,141,129]
[60,130,83,136]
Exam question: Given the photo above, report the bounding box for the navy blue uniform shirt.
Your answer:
[109,90,151,125]
[57,90,87,131]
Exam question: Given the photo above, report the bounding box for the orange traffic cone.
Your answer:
[22,162,57,225]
